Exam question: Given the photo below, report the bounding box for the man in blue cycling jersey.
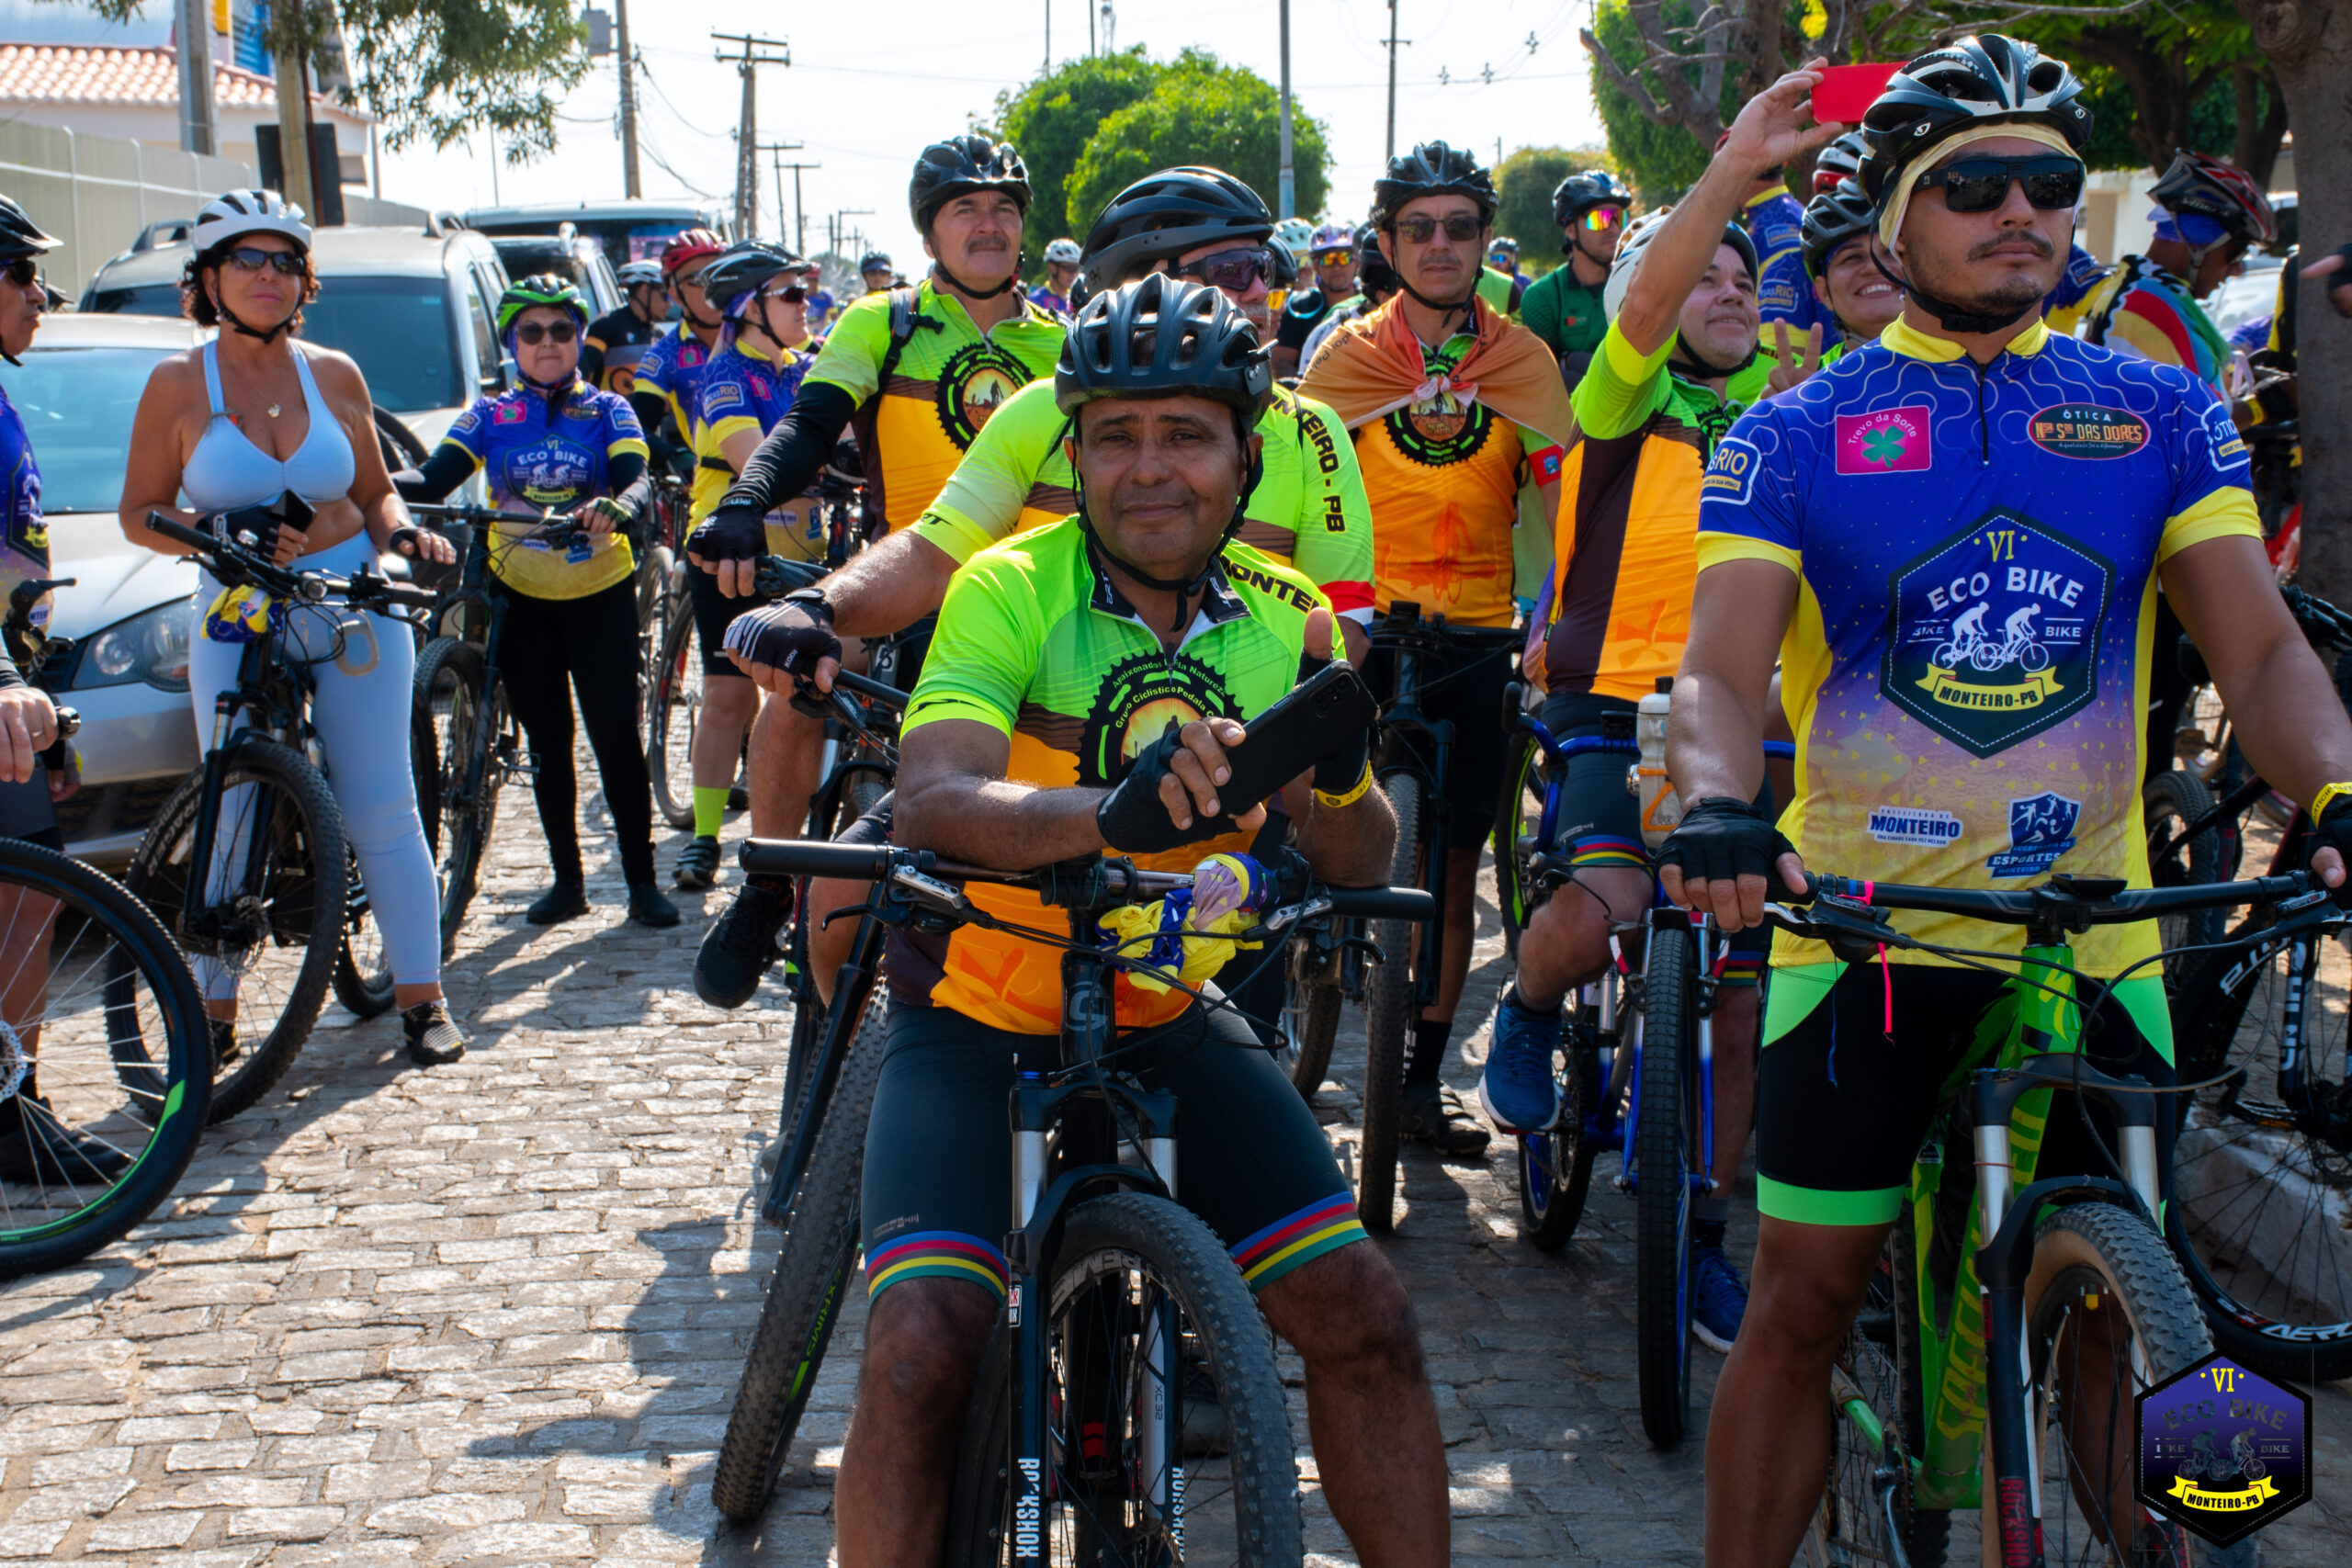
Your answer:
[1657,39,2352,1566]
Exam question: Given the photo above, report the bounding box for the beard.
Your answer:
[1905,230,2055,316]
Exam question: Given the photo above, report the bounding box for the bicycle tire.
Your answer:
[1889,1220,1951,1568]
[1494,729,1541,962]
[776,772,890,1118]
[1356,771,1421,1233]
[1275,933,1341,1099]
[1805,1237,1946,1568]
[123,738,346,1124]
[6,839,210,1277]
[1514,1036,1600,1252]
[648,598,701,830]
[414,637,501,953]
[2143,770,2224,979]
[332,704,441,1020]
[1634,919,1697,1448]
[709,992,888,1525]
[943,1190,1303,1566]
[2011,1202,2245,1567]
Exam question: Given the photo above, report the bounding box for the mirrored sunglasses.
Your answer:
[1916,156,2085,215]
[225,246,304,276]
[1176,247,1273,291]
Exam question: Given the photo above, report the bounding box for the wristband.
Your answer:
[1312,761,1374,811]
[2310,782,2352,824]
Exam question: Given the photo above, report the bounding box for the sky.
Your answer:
[373,0,1611,264]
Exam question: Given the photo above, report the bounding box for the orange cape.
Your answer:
[1297,294,1580,448]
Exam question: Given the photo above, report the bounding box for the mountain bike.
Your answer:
[1784,869,2307,1568]
[124,513,439,1122]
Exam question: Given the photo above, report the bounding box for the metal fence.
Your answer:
[0,120,426,299]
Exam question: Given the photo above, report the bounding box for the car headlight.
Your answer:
[74,597,192,692]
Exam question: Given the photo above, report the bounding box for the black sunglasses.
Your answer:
[514,320,580,345]
[1394,212,1486,244]
[1915,156,2084,215]
[223,246,305,276]
[3,259,35,290]
[1174,247,1273,291]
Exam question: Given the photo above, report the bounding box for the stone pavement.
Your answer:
[0,779,2346,1565]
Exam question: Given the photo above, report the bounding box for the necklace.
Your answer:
[266,402,281,419]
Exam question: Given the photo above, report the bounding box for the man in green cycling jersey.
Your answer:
[1518,169,1631,374]
[1655,40,2352,1567]
[837,276,1445,1567]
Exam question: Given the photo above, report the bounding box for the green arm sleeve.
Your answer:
[913,379,1067,565]
[1569,319,1675,441]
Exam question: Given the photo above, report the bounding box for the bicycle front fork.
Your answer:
[1618,911,1723,1198]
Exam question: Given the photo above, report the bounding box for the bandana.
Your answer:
[1295,292,1579,446]
[1877,122,2081,249]
[2151,210,2231,248]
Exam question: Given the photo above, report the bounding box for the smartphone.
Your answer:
[1213,660,1379,816]
[1811,62,1901,126]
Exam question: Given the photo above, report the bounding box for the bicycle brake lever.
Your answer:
[889,864,972,920]
[1260,894,1333,936]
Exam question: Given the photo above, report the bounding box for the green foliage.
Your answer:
[989,50,1167,258]
[2073,70,2266,172]
[1587,0,1728,204]
[1494,146,1619,276]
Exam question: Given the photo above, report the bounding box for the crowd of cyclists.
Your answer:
[0,24,2344,1565]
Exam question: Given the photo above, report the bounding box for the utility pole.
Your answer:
[616,0,640,197]
[1277,0,1295,219]
[175,0,217,154]
[761,142,816,256]
[713,31,790,239]
[831,209,874,263]
[1043,0,1049,75]
[1385,0,1408,163]
[1088,0,1095,55]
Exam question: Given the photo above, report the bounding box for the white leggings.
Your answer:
[185,532,442,997]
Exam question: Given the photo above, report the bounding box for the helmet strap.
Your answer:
[932,260,1016,300]
[1394,274,1476,333]
[1668,335,1757,383]
[1069,414,1261,636]
[1871,248,2032,336]
[212,278,296,344]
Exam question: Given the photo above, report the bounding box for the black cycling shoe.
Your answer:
[627,882,682,928]
[208,1018,239,1069]
[727,784,750,811]
[0,1097,133,1184]
[401,1002,468,1066]
[674,835,721,889]
[526,876,589,925]
[1401,1082,1492,1157]
[695,879,792,1009]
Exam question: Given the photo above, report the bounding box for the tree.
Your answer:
[1493,145,1620,276]
[1061,51,1330,247]
[989,50,1167,258]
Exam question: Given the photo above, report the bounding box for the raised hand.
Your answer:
[1765,321,1826,396]
[1720,56,1843,179]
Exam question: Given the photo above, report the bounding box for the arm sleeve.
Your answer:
[579,333,608,386]
[718,380,858,514]
[606,449,652,519]
[395,441,482,504]
[628,389,673,440]
[1570,320,1675,441]
[1282,395,1375,619]
[1694,403,1803,575]
[914,383,1066,565]
[899,557,1039,738]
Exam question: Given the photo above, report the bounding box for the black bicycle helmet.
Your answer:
[1551,169,1632,229]
[1810,131,1870,196]
[1802,179,1879,276]
[1356,226,1398,295]
[1056,274,1272,420]
[1372,141,1498,231]
[0,196,59,265]
[857,250,892,275]
[1080,166,1275,293]
[699,241,805,314]
[1860,34,2091,205]
[909,135,1031,231]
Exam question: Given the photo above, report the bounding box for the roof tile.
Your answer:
[0,43,332,112]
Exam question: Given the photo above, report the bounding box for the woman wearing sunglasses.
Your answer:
[119,188,467,1067]
[395,274,677,931]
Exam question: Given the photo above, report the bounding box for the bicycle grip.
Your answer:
[1321,886,1436,921]
[144,512,215,552]
[737,839,892,880]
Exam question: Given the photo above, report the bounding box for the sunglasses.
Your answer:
[1175,247,1273,291]
[1915,155,2085,215]
[1579,207,1626,231]
[224,246,304,276]
[1394,212,1486,244]
[761,284,808,305]
[513,320,580,345]
[1314,249,1356,267]
[3,259,35,290]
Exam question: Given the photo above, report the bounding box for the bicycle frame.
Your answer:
[180,623,317,955]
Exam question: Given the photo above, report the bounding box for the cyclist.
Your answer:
[119,188,466,1067]
[629,229,726,480]
[1519,168,1632,370]
[579,258,667,396]
[682,136,1065,995]
[856,250,895,294]
[1656,40,2352,1566]
[1797,177,1903,350]
[671,242,827,890]
[1721,129,1836,340]
[2040,228,2110,334]
[1807,130,1867,196]
[1028,235,1080,314]
[1298,140,1581,1155]
[393,275,678,930]
[1487,234,1532,291]
[2079,150,2276,393]
[835,275,1445,1566]
[1296,224,1400,370]
[1271,220,1362,377]
[1478,117,1814,1350]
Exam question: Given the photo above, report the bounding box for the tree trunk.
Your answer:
[272,35,313,215]
[2240,0,2352,601]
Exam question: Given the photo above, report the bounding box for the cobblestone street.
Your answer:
[0,773,2346,1565]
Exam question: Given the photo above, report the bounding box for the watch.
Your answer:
[781,586,835,625]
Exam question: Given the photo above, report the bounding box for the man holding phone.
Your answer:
[832,276,1448,1567]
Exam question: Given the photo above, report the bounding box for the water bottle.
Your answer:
[1634,676,1679,850]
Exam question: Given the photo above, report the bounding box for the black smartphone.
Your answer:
[1215,660,1379,811]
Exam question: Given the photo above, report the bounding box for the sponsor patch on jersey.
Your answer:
[2200,397,2250,468]
[700,378,747,415]
[1530,445,1565,485]
[1884,510,2112,757]
[1987,791,2081,877]
[1836,404,1933,475]
[1702,435,1762,504]
[933,342,1029,450]
[503,437,597,510]
[1758,280,1800,316]
[2029,405,2149,460]
[1385,382,1493,467]
[492,402,526,424]
[1867,806,1963,846]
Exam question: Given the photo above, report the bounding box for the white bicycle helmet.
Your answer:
[193,188,312,255]
[1043,236,1082,265]
[1274,217,1315,258]
[616,259,664,288]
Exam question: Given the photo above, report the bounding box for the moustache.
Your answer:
[1970,231,2053,262]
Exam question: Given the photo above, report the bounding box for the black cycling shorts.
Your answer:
[861,1001,1366,1304]
[688,564,774,678]
[1360,629,1518,850]
[1756,961,2175,1227]
[0,771,60,851]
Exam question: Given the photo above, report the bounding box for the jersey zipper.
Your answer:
[1973,356,1992,463]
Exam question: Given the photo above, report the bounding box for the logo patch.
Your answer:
[1072,651,1240,790]
[1702,435,1761,504]
[2029,404,2149,460]
[2201,397,2249,468]
[1883,511,2112,757]
[492,402,526,425]
[1987,791,2080,877]
[500,437,598,511]
[1835,404,1933,475]
[1386,382,1493,467]
[933,342,1028,450]
[2136,1356,2310,1547]
[1867,807,1962,846]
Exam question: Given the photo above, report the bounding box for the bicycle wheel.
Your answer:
[648,596,701,830]
[709,991,888,1525]
[1514,1025,1600,1252]
[1356,771,1422,1233]
[2143,770,2224,981]
[2165,918,2352,1383]
[944,1190,1303,1566]
[1494,730,1543,962]
[123,739,346,1124]
[333,703,440,1020]
[776,771,891,1118]
[1888,1221,1951,1568]
[1634,919,1698,1447]
[414,637,503,953]
[1,840,210,1277]
[1804,1240,1944,1568]
[2012,1202,2239,1567]
[1273,929,1340,1099]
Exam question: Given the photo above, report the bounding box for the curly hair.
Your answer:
[179,243,320,332]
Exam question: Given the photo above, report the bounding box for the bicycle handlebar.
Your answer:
[144,512,441,615]
[1785,868,2324,929]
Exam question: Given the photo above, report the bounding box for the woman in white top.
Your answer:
[117,190,468,1068]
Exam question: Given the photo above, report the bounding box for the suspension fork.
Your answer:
[186,639,278,920]
[759,907,886,1224]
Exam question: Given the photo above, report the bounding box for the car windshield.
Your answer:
[0,345,171,514]
[295,276,462,412]
[85,283,184,317]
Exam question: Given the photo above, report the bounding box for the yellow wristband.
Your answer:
[2311,782,2352,824]
[1313,761,1374,811]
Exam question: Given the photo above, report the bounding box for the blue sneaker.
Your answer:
[1478,989,1563,1134]
[1691,1246,1748,1352]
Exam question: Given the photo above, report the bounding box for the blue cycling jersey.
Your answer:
[1694,317,2259,976]
[0,385,44,653]
[634,324,718,430]
[439,378,649,598]
[1745,186,1835,338]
